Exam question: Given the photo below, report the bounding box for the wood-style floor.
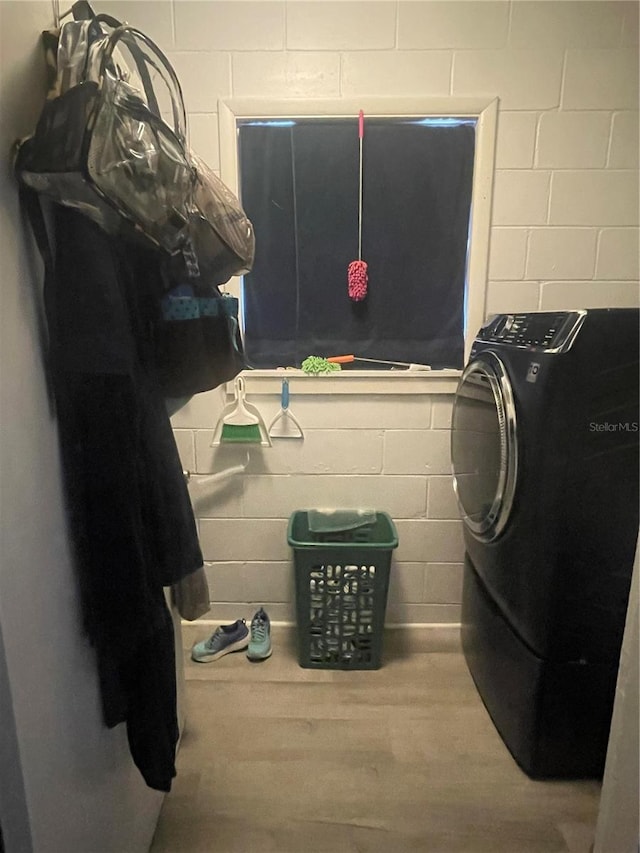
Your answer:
[150,626,600,853]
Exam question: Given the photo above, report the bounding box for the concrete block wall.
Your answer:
[103,0,639,624]
[173,390,462,623]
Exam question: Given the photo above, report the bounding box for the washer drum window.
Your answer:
[451,352,518,542]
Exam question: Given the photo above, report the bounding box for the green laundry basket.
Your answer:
[287,510,399,670]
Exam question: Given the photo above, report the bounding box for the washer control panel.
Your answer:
[476,311,586,353]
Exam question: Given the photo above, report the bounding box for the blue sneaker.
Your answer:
[191,619,249,662]
[247,608,272,661]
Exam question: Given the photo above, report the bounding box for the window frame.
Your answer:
[218,96,498,396]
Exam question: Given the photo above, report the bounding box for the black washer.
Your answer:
[451,308,639,778]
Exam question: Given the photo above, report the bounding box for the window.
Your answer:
[219,98,497,376]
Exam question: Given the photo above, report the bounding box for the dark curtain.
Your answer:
[239,119,475,369]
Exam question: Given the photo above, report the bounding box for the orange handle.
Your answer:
[327,355,356,364]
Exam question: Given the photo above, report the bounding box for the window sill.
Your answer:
[234,369,462,396]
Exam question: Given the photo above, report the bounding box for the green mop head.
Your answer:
[301,356,342,375]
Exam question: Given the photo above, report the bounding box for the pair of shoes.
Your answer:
[191,618,249,662]
[247,607,272,662]
[190,608,272,663]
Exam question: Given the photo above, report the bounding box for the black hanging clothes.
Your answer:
[46,204,203,792]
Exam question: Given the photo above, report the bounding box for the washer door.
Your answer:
[451,351,518,542]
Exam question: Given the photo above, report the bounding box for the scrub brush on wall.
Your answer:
[347,110,368,302]
[268,378,304,440]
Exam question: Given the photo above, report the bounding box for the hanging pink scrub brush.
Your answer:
[348,110,368,302]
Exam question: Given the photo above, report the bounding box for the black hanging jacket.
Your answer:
[46,203,203,792]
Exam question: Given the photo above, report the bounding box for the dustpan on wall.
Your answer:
[211,376,271,446]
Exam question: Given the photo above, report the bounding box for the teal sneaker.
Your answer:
[247,608,272,661]
[191,619,249,662]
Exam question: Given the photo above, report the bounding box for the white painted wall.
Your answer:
[0,3,165,851]
[125,0,638,623]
